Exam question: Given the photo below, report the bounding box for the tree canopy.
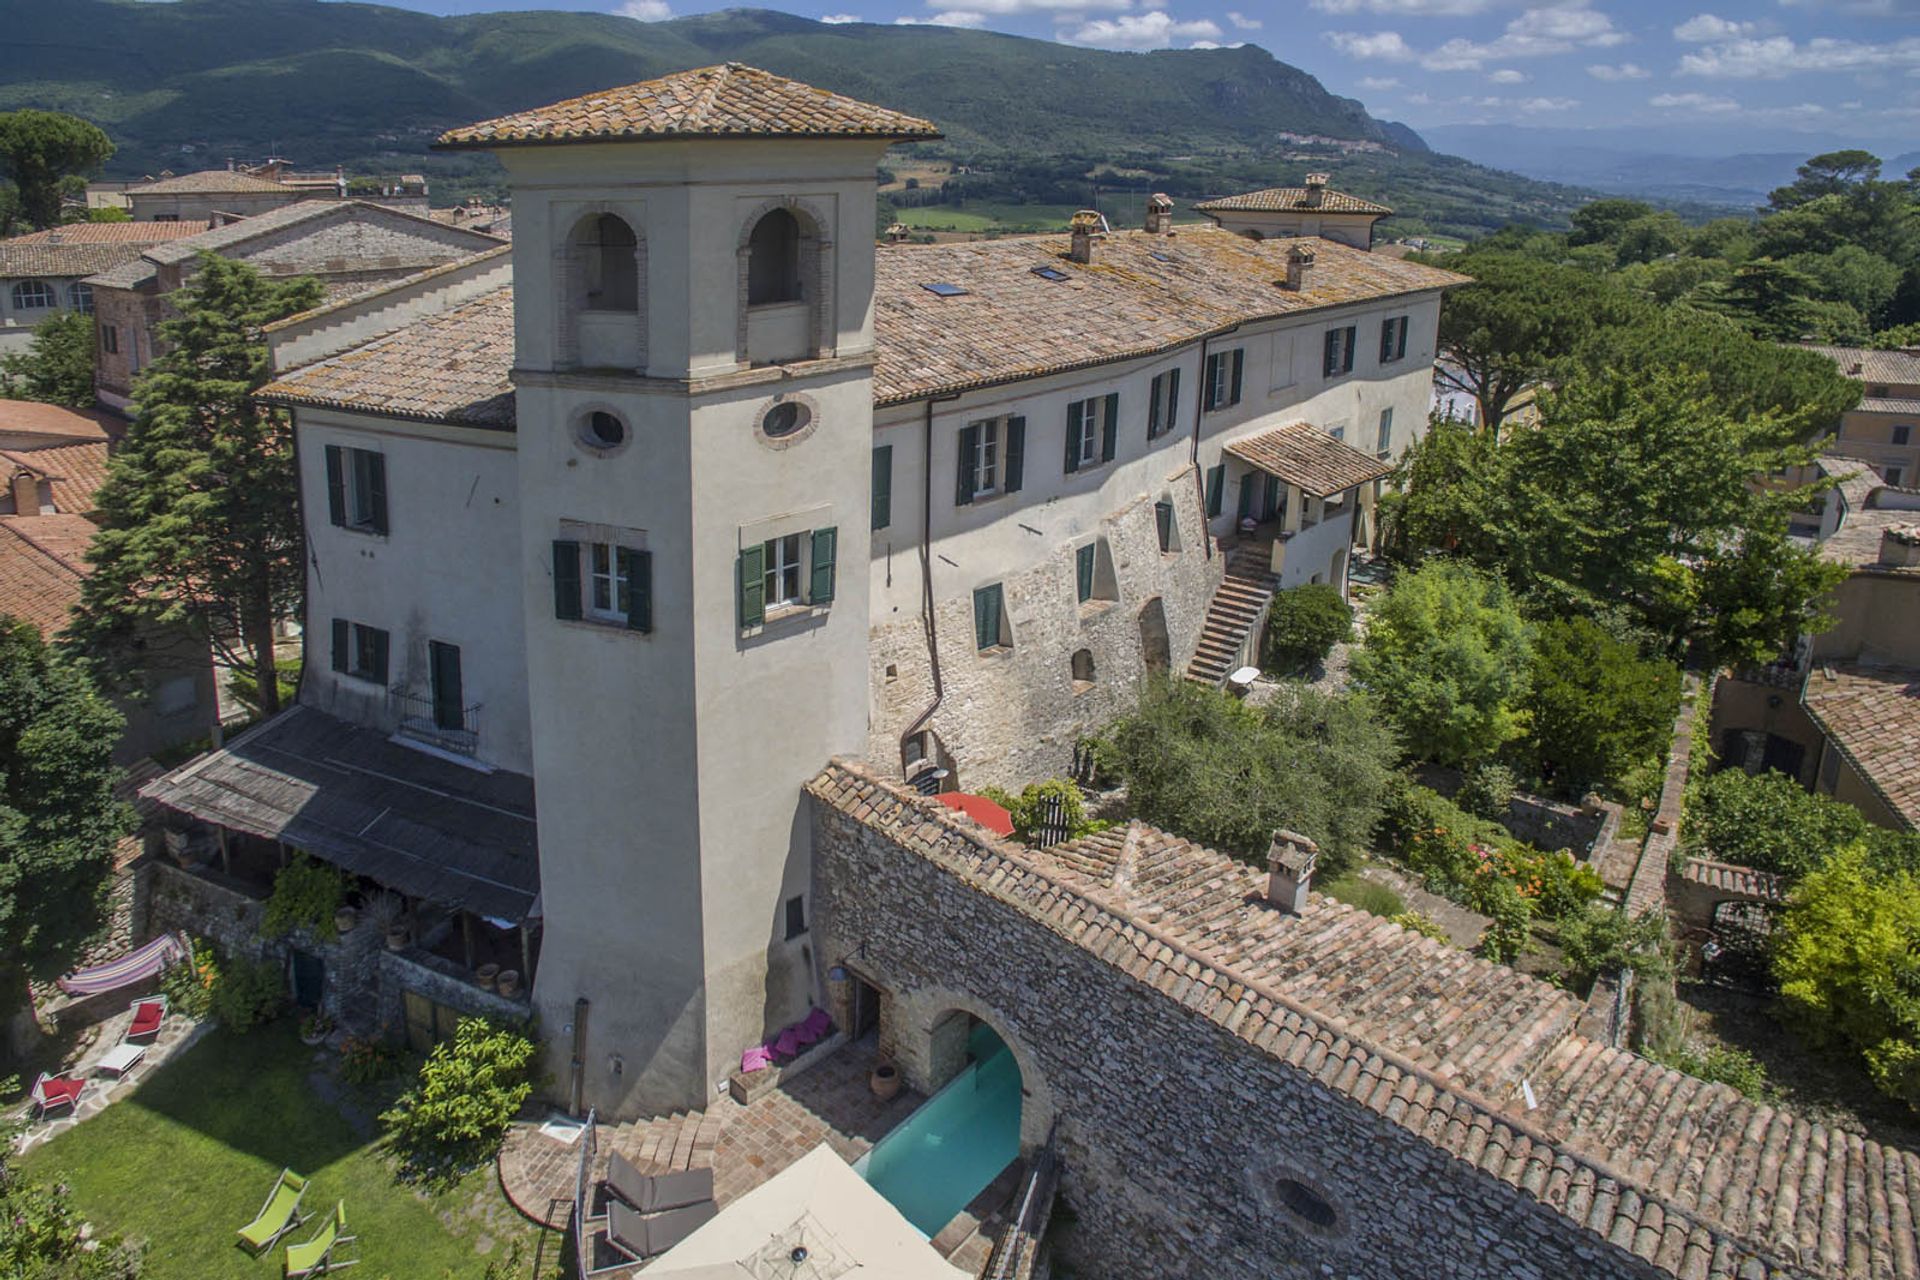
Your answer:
[0,311,96,409]
[0,109,114,233]
[70,254,322,718]
[1520,617,1680,795]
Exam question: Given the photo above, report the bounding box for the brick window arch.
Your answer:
[735,198,832,366]
[557,209,647,370]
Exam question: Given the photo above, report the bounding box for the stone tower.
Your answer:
[437,64,942,1116]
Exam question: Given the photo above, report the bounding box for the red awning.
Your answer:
[936,791,1014,837]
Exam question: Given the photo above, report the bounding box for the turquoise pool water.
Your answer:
[860,1022,1022,1236]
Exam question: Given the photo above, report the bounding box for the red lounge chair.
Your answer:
[127,995,168,1043]
[31,1072,83,1116]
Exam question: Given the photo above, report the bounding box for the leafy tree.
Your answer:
[383,1017,539,1185]
[1768,150,1883,211]
[1611,213,1690,267]
[71,255,322,718]
[0,311,96,409]
[1710,259,1827,341]
[1351,560,1532,767]
[1684,766,1920,882]
[1567,198,1658,247]
[1377,417,1505,565]
[1558,904,1670,986]
[1521,617,1680,794]
[1787,245,1903,326]
[1105,678,1399,878]
[1260,582,1351,673]
[0,109,114,231]
[1773,846,1920,1110]
[0,619,131,1007]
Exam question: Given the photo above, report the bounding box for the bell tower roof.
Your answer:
[435,62,943,150]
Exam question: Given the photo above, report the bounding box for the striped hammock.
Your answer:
[56,932,188,997]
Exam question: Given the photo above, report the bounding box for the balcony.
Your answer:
[390,690,482,759]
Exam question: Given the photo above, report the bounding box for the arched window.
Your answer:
[67,282,93,314]
[12,281,55,310]
[1071,648,1095,687]
[747,209,802,306]
[575,214,638,312]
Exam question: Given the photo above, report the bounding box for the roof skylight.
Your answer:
[1030,266,1069,282]
[921,282,969,297]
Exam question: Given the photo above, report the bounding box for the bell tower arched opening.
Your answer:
[561,211,646,370]
[737,201,829,366]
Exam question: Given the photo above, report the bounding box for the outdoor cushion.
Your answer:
[129,1001,164,1038]
[607,1199,718,1260]
[794,1007,832,1045]
[641,1167,713,1215]
[740,1045,774,1073]
[32,1072,83,1112]
[604,1152,648,1211]
[772,1027,800,1058]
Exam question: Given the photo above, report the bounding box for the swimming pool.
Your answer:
[859,1021,1022,1236]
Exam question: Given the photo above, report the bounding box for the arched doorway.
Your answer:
[1139,596,1171,674]
[861,1014,1023,1236]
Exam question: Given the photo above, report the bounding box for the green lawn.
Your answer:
[22,1022,548,1280]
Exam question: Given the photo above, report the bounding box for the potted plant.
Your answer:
[334,904,358,934]
[496,969,521,998]
[476,962,500,991]
[870,1060,900,1100]
[299,1011,335,1046]
[368,892,409,951]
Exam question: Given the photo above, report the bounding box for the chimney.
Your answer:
[1068,209,1102,265]
[1283,243,1316,292]
[1303,172,1330,207]
[1144,192,1174,236]
[1881,523,1920,568]
[1265,829,1319,915]
[10,471,40,517]
[883,221,910,244]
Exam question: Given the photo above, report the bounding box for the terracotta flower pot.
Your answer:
[476,963,500,991]
[385,924,409,952]
[334,906,358,934]
[496,969,520,998]
[870,1061,900,1101]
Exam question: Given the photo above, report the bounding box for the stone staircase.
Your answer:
[1184,547,1280,686]
[604,1107,726,1175]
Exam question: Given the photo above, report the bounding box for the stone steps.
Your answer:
[605,1106,714,1175]
[1184,551,1280,686]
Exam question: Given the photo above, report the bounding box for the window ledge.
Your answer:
[1078,599,1117,623]
[976,644,1013,659]
[742,602,828,635]
[1071,679,1095,696]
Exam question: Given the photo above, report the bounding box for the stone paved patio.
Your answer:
[10,1006,210,1155]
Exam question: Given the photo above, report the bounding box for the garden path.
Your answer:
[10,1006,209,1155]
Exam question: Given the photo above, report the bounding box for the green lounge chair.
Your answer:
[285,1202,356,1278]
[237,1169,309,1255]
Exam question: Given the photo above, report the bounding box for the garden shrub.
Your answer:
[339,1035,406,1086]
[1475,877,1533,962]
[261,856,347,938]
[1479,845,1604,920]
[1382,785,1508,890]
[1557,904,1671,987]
[382,1017,539,1182]
[1687,765,1920,882]
[160,935,218,1020]
[1655,1044,1775,1100]
[1456,761,1517,820]
[1520,616,1681,795]
[980,778,1103,843]
[1261,583,1352,673]
[1391,911,1450,942]
[209,952,285,1032]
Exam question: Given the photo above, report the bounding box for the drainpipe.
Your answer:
[899,391,963,770]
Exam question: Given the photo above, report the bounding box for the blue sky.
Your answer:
[359,0,1920,149]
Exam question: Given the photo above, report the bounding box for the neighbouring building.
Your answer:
[1192,172,1393,250]
[122,168,309,222]
[0,220,211,355]
[85,199,504,413]
[1801,344,1920,489]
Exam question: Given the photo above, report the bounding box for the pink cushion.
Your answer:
[740,1046,774,1073]
[772,1028,800,1059]
[799,1007,832,1037]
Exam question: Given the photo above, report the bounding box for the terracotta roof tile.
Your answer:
[1801,663,1920,829]
[805,759,1920,1280]
[1801,344,1920,389]
[0,513,93,633]
[1224,419,1393,496]
[0,220,211,279]
[125,169,296,195]
[1194,186,1393,216]
[0,401,115,443]
[1677,858,1786,903]
[436,63,942,148]
[0,440,110,514]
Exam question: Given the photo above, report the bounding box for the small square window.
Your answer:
[784,895,807,940]
[973,583,1008,651]
[1892,424,1912,447]
[764,533,804,609]
[1887,465,1906,487]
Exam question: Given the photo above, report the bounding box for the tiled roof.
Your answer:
[259,228,1466,425]
[1677,857,1785,904]
[870,228,1466,406]
[1801,344,1920,389]
[0,440,110,514]
[0,513,93,633]
[1818,495,1920,576]
[0,220,210,279]
[1224,420,1394,497]
[258,287,516,428]
[807,758,1920,1280]
[0,401,115,442]
[1802,663,1920,830]
[436,63,942,149]
[1859,396,1920,415]
[125,169,296,195]
[1194,186,1393,216]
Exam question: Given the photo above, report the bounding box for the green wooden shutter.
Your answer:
[1063,401,1083,474]
[1203,353,1219,410]
[1004,417,1026,493]
[1379,320,1394,363]
[324,446,346,527]
[871,445,893,531]
[552,540,582,621]
[1206,464,1225,517]
[1166,367,1180,435]
[619,547,652,632]
[330,618,349,672]
[1076,544,1094,602]
[1101,393,1119,462]
[738,543,766,628]
[809,527,837,604]
[973,585,1001,650]
[366,452,389,534]
[955,424,979,506]
[1229,349,1244,405]
[1155,500,1174,552]
[1323,329,1340,377]
[1148,375,1162,438]
[370,628,390,686]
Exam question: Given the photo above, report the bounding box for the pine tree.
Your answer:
[70,253,322,717]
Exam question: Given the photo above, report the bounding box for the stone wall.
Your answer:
[865,474,1221,791]
[812,807,1670,1280]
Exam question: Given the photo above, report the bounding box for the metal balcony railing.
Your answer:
[389,690,482,757]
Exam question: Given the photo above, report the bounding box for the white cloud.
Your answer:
[1311,0,1494,13]
[1650,90,1741,112]
[1326,30,1418,60]
[820,11,861,20]
[896,9,986,22]
[1586,62,1649,79]
[617,0,671,18]
[1488,67,1529,82]
[1226,10,1262,28]
[928,0,1125,10]
[1359,75,1403,89]
[1063,9,1222,45]
[1679,34,1920,77]
[1672,13,1754,42]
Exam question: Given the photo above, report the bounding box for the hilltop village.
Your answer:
[2,62,1918,1280]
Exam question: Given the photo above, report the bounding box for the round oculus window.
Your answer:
[762,400,809,439]
[1275,1178,1338,1231]
[583,411,626,449]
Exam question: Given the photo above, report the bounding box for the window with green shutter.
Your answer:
[1076,543,1095,603]
[1101,392,1119,462]
[871,446,893,530]
[810,527,837,604]
[552,540,582,620]
[1149,369,1181,439]
[326,445,389,534]
[1155,500,1175,553]
[738,542,766,628]
[618,547,652,632]
[955,424,980,506]
[973,583,1006,651]
[1004,416,1025,493]
[1205,464,1225,517]
[331,618,388,684]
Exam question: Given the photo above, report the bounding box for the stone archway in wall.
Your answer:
[1139,596,1172,675]
[876,983,1055,1151]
